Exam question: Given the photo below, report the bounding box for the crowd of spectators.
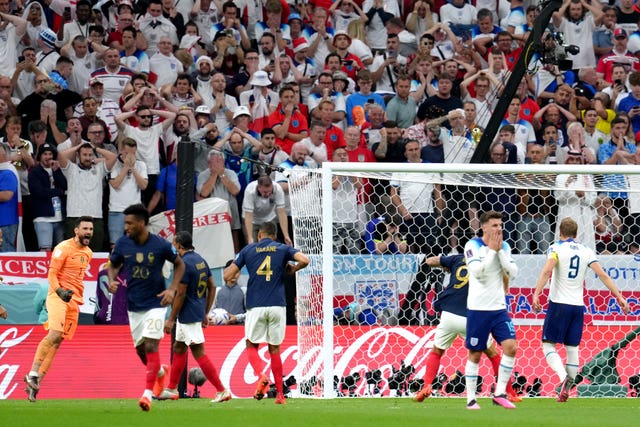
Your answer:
[1,0,640,258]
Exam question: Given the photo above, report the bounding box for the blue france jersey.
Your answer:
[110,233,178,312]
[234,238,299,309]
[434,254,469,317]
[178,251,211,323]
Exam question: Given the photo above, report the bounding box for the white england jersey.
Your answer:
[465,237,516,311]
[547,239,597,306]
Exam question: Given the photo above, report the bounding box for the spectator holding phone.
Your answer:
[332,31,364,81]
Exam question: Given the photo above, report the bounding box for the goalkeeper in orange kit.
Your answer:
[24,217,94,402]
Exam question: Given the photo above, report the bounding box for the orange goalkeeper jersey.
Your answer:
[48,238,93,304]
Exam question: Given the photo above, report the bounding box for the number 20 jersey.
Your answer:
[547,238,597,307]
[110,233,178,312]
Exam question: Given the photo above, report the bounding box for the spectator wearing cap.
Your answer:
[551,0,603,69]
[254,0,291,52]
[345,70,386,127]
[0,7,27,78]
[108,138,148,248]
[332,70,355,97]
[597,28,640,84]
[74,78,122,143]
[36,28,61,76]
[386,75,417,129]
[288,13,304,42]
[329,0,368,33]
[196,149,242,252]
[291,37,318,103]
[333,30,364,81]
[239,71,279,134]
[28,143,67,251]
[118,26,151,76]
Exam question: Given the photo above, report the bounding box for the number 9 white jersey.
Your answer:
[547,239,598,306]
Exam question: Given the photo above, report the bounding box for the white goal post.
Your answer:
[288,162,640,399]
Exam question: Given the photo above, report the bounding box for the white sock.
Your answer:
[543,342,567,382]
[29,371,39,378]
[495,355,515,396]
[143,389,154,399]
[565,345,579,380]
[465,360,479,403]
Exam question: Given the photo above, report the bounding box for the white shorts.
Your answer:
[245,306,286,345]
[175,320,205,346]
[433,311,493,350]
[128,307,167,347]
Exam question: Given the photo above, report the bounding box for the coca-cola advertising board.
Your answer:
[1,325,639,399]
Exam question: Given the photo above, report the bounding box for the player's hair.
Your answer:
[76,216,94,227]
[259,222,277,237]
[479,210,503,225]
[123,204,150,225]
[559,217,578,238]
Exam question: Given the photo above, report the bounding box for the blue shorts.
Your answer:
[466,309,516,351]
[542,301,583,346]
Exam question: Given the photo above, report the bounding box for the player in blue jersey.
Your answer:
[157,231,231,403]
[413,254,520,404]
[107,204,185,412]
[224,222,310,405]
[533,217,629,402]
[464,210,519,410]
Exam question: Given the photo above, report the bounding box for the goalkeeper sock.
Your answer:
[495,355,515,396]
[565,345,579,380]
[145,351,160,391]
[422,351,442,387]
[197,355,224,391]
[543,342,567,382]
[38,342,60,378]
[32,337,54,371]
[246,346,264,377]
[270,351,283,395]
[465,360,479,403]
[167,352,187,390]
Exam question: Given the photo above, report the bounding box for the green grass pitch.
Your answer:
[1,397,639,426]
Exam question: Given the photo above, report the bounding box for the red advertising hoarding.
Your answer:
[1,325,639,400]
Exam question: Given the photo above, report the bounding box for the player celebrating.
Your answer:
[224,222,309,405]
[464,210,519,410]
[107,204,185,412]
[413,254,520,403]
[24,217,94,402]
[158,231,231,403]
[533,217,629,402]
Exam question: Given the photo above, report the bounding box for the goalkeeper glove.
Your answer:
[56,287,74,303]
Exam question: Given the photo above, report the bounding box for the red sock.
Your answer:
[270,351,283,394]
[196,355,224,391]
[247,346,264,377]
[168,352,187,390]
[145,351,161,390]
[422,351,442,387]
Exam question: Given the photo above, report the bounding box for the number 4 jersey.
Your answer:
[233,238,299,309]
[547,238,597,307]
